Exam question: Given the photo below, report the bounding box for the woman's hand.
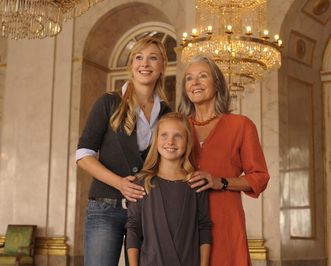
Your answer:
[189,171,221,192]
[119,176,146,202]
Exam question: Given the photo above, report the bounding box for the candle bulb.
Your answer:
[207,25,212,34]
[246,26,252,35]
[263,30,269,36]
[274,34,279,41]
[226,25,233,34]
[182,32,188,39]
[278,39,283,47]
[192,28,198,36]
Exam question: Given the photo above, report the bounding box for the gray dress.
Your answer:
[126,176,212,266]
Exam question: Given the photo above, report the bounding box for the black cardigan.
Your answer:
[77,92,171,199]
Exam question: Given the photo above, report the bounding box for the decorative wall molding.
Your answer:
[248,239,268,260]
[288,31,316,67]
[321,71,331,81]
[0,236,69,256]
[0,235,266,260]
[302,0,331,25]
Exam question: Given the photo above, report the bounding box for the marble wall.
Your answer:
[0,0,330,265]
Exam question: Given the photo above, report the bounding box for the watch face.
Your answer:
[221,178,228,191]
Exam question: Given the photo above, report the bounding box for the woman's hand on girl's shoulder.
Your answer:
[119,175,146,202]
[189,171,220,192]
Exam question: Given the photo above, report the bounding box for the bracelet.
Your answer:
[220,177,228,191]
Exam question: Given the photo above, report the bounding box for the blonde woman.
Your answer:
[126,112,211,266]
[76,37,171,266]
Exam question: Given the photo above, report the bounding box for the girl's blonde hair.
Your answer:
[110,37,168,135]
[137,112,195,193]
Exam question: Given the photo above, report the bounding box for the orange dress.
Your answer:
[190,114,270,266]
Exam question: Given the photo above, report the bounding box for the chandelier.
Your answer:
[0,0,103,39]
[180,0,282,97]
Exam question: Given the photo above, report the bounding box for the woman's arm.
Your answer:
[127,248,139,266]
[189,171,252,192]
[200,244,210,266]
[77,94,145,201]
[189,117,269,195]
[77,156,145,201]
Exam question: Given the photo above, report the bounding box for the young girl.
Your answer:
[126,112,211,266]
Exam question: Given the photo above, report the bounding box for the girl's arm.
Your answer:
[197,190,212,266]
[128,248,139,266]
[126,197,143,264]
[200,244,210,266]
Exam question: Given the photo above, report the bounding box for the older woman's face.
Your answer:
[184,62,216,106]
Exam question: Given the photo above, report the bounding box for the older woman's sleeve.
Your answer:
[241,117,270,198]
[126,199,143,249]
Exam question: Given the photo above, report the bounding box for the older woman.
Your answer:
[179,55,270,266]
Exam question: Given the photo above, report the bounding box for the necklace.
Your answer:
[191,115,218,126]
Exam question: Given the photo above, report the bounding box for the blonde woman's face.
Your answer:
[157,120,187,163]
[184,62,216,106]
[131,44,164,87]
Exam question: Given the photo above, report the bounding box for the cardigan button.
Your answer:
[132,167,139,173]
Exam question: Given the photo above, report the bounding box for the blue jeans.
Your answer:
[84,199,128,266]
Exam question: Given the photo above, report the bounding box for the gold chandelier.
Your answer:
[180,0,282,96]
[0,0,103,39]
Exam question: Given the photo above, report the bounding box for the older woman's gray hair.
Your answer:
[178,55,231,116]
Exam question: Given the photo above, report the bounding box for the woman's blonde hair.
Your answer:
[110,37,168,135]
[137,112,195,193]
[178,55,231,116]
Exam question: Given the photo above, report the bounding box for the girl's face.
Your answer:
[157,119,187,162]
[184,62,216,106]
[130,43,164,87]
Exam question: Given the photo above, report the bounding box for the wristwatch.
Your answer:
[220,177,228,191]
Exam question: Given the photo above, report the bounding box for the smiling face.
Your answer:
[130,43,164,88]
[157,119,187,163]
[184,61,217,106]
